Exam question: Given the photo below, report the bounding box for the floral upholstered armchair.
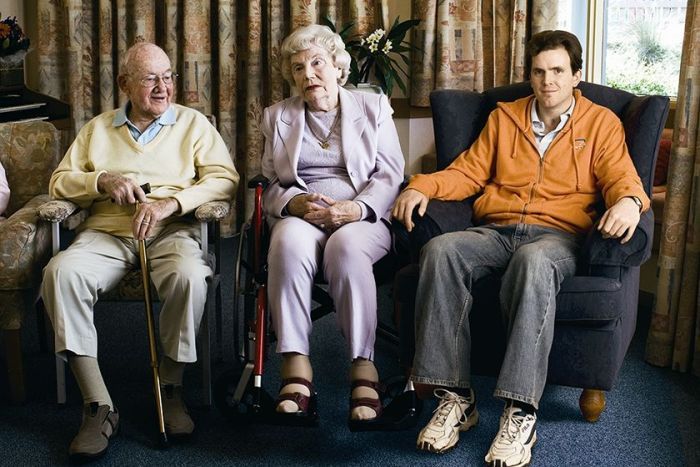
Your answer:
[0,121,61,403]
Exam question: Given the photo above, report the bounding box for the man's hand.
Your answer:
[391,188,429,232]
[132,198,179,240]
[98,173,148,205]
[597,197,641,244]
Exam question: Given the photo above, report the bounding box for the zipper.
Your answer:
[520,156,544,223]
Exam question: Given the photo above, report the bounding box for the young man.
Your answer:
[41,42,239,460]
[392,30,648,466]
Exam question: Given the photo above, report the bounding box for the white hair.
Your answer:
[280,24,351,87]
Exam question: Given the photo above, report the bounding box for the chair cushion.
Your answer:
[622,95,670,195]
[99,252,217,301]
[654,137,672,186]
[0,122,60,216]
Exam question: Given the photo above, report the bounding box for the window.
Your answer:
[557,0,686,97]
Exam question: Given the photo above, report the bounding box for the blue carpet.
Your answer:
[1,236,698,466]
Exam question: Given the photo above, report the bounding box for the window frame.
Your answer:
[570,0,681,104]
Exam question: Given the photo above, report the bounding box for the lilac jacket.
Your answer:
[0,162,9,217]
[261,86,405,227]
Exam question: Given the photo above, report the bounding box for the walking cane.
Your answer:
[136,183,168,447]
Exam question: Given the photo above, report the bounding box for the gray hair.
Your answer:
[280,24,351,88]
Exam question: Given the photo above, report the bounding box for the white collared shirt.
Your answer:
[112,103,177,145]
[531,97,575,157]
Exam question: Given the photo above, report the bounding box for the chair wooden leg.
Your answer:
[2,329,26,404]
[579,388,606,422]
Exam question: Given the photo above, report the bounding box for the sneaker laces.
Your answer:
[497,407,531,444]
[430,389,468,428]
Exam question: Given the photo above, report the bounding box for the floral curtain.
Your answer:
[34,0,384,234]
[410,0,559,106]
[645,0,700,376]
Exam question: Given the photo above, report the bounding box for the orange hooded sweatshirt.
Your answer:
[408,90,650,235]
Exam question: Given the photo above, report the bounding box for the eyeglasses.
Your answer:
[135,72,178,88]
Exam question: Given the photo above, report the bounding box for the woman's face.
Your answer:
[290,45,341,111]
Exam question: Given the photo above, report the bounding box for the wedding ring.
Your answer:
[142,221,150,225]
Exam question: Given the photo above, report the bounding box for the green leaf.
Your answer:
[320,16,337,32]
[387,18,421,42]
[338,22,356,40]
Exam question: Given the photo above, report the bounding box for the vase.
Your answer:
[348,82,384,95]
[0,52,26,91]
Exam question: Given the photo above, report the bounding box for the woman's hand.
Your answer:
[132,198,179,240]
[286,193,329,218]
[288,194,361,232]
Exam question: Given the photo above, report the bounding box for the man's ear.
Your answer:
[117,75,128,93]
[573,69,582,87]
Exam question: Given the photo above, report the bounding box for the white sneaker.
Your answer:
[416,388,479,453]
[485,403,537,467]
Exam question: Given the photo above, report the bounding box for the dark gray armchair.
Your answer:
[394,81,669,422]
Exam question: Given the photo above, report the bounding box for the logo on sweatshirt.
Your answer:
[574,138,586,151]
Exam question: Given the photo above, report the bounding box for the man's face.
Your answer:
[119,45,174,122]
[530,47,581,116]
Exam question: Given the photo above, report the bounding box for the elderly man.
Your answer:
[392,30,649,466]
[41,42,238,460]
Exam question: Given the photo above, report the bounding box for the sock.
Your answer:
[453,387,474,400]
[278,353,312,413]
[350,358,379,421]
[68,355,114,410]
[159,356,186,387]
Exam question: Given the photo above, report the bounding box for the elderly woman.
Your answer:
[260,24,405,428]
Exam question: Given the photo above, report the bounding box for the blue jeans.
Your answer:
[411,223,580,409]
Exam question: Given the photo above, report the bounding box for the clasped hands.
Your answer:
[97,172,178,240]
[287,193,361,232]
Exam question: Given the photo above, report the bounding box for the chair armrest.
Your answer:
[393,198,475,263]
[583,209,654,267]
[194,201,230,223]
[37,199,81,223]
[0,195,51,286]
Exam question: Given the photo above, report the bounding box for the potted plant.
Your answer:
[0,15,30,90]
[323,16,420,97]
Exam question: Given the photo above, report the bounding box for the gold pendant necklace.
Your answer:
[307,108,341,150]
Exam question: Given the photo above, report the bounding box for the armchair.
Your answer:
[394,81,669,421]
[0,121,61,403]
[38,197,229,407]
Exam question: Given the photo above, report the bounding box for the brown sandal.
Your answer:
[348,379,385,430]
[273,377,319,426]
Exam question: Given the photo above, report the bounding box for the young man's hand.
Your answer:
[392,188,429,232]
[597,197,641,244]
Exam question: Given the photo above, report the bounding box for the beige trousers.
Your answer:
[41,222,212,363]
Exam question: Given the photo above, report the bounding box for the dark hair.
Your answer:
[526,30,583,75]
